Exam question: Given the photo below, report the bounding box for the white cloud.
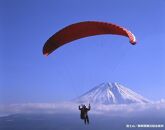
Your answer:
[0,101,165,117]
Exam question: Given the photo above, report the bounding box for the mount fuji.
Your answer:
[74,82,150,105]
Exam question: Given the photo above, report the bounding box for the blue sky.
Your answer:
[0,0,165,104]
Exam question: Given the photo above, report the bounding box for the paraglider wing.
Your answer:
[43,21,136,56]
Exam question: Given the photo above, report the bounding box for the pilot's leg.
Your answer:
[86,115,89,124]
[84,118,86,124]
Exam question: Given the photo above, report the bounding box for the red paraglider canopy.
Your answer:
[43,21,136,56]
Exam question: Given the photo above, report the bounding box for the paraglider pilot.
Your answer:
[79,104,91,124]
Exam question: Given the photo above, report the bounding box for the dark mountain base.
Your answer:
[0,113,164,130]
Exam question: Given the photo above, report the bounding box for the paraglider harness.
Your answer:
[79,104,90,119]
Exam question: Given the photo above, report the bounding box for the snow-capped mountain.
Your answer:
[74,82,150,104]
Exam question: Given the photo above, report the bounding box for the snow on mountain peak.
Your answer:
[74,82,150,105]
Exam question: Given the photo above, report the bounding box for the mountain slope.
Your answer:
[74,82,150,104]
